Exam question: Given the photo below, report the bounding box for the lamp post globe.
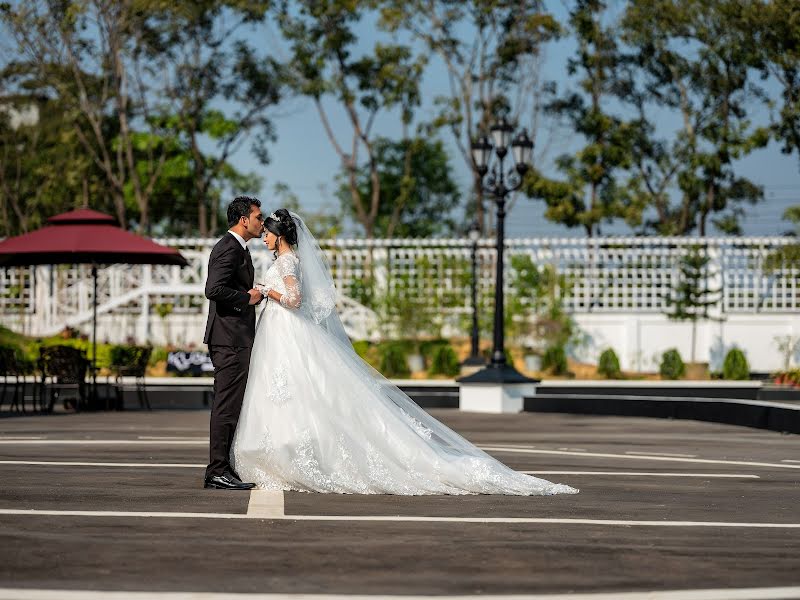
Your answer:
[490,117,513,155]
[511,129,533,172]
[470,135,492,175]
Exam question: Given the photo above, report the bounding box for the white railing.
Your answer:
[1,236,798,348]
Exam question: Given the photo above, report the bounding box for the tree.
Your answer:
[746,0,800,172]
[272,181,343,240]
[665,245,721,363]
[140,128,263,236]
[0,93,106,235]
[521,0,637,237]
[506,255,578,359]
[147,0,283,236]
[0,0,271,236]
[763,205,800,273]
[336,137,460,238]
[1,0,172,231]
[620,0,769,235]
[275,0,425,240]
[380,0,561,232]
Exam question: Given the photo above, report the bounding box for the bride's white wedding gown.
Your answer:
[231,250,577,496]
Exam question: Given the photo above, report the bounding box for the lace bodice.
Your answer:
[257,253,302,309]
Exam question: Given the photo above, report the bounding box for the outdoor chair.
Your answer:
[0,346,25,413]
[38,346,90,412]
[108,345,152,410]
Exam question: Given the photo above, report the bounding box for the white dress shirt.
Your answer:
[228,230,247,250]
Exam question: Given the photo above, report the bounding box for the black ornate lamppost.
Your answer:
[458,117,539,403]
[462,220,484,369]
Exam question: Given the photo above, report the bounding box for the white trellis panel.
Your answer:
[1,236,798,370]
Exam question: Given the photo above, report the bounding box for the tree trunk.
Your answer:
[191,132,209,236]
[210,195,219,237]
[699,184,714,236]
[112,192,127,229]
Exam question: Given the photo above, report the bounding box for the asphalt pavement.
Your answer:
[0,409,798,598]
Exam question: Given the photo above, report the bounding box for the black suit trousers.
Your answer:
[206,344,252,480]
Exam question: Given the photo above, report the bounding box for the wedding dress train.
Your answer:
[230,217,578,496]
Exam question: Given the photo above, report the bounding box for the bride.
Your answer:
[231,209,578,496]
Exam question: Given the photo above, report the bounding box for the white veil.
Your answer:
[290,212,351,346]
[288,211,542,462]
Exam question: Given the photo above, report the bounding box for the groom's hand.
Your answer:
[247,289,262,305]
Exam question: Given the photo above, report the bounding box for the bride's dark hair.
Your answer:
[265,208,298,258]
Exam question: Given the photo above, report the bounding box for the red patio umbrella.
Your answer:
[0,209,188,402]
[0,208,188,266]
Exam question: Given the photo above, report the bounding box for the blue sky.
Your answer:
[229,3,800,239]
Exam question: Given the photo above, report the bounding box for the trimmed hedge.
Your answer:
[660,348,686,380]
[722,348,750,380]
[378,342,410,378]
[428,345,460,377]
[542,345,568,375]
[597,348,622,379]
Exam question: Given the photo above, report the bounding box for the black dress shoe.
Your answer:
[204,474,256,490]
[225,472,249,486]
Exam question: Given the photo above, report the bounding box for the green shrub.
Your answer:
[428,345,460,377]
[148,346,169,367]
[351,340,382,369]
[722,348,750,380]
[542,345,568,375]
[0,327,35,362]
[419,339,448,360]
[660,348,686,380]
[597,348,622,379]
[109,345,138,366]
[38,337,113,368]
[351,340,371,360]
[378,342,410,378]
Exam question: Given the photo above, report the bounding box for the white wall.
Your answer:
[573,313,800,372]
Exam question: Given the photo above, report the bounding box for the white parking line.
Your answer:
[0,441,792,471]
[479,446,800,470]
[0,436,44,440]
[0,587,800,600]
[0,460,203,468]
[625,451,697,458]
[523,471,759,478]
[478,443,538,449]
[0,508,798,528]
[137,436,208,441]
[781,459,800,464]
[0,440,205,445]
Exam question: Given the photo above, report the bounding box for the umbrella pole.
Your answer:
[91,264,98,410]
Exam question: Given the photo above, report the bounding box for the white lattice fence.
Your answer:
[1,236,798,344]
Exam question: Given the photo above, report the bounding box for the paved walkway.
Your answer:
[0,410,798,598]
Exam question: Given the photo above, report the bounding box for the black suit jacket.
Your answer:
[203,233,256,347]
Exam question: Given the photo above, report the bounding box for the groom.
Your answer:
[203,196,264,490]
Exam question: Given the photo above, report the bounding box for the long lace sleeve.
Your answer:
[276,255,302,309]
